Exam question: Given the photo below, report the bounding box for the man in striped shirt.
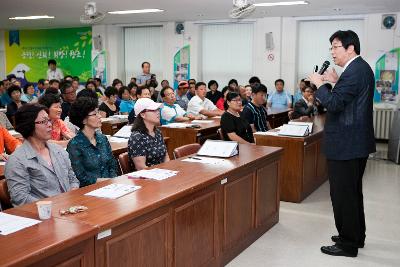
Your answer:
[241,83,270,132]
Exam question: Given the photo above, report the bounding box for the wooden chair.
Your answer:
[173,143,202,159]
[0,179,12,210]
[118,152,135,174]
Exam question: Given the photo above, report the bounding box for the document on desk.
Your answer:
[101,117,114,123]
[191,120,214,123]
[85,184,141,199]
[182,156,227,165]
[113,125,132,138]
[163,123,193,128]
[127,168,178,181]
[278,124,309,137]
[0,212,41,235]
[197,140,239,158]
[255,131,279,136]
[110,114,129,120]
[109,137,129,143]
[288,121,313,133]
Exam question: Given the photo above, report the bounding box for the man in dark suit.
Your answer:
[308,30,375,257]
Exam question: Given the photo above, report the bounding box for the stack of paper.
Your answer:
[0,212,41,235]
[288,121,314,133]
[163,123,193,128]
[255,131,279,136]
[112,125,132,139]
[192,120,214,124]
[128,168,178,181]
[85,184,141,199]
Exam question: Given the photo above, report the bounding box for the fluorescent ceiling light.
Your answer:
[254,1,309,7]
[9,15,55,20]
[108,9,164,15]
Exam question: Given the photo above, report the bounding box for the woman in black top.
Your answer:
[221,92,254,144]
[99,86,119,118]
[6,85,27,122]
[206,80,222,105]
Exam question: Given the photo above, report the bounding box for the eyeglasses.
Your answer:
[35,118,51,125]
[329,45,343,51]
[87,110,101,116]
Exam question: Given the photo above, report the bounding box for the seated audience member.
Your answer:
[293,79,306,104]
[112,79,123,90]
[5,104,79,206]
[0,111,14,130]
[99,86,119,118]
[160,87,199,125]
[292,85,325,119]
[21,83,38,103]
[72,77,85,94]
[221,92,254,144]
[1,80,12,107]
[0,125,21,161]
[6,85,27,122]
[94,78,105,94]
[38,94,75,143]
[49,79,60,90]
[228,79,239,91]
[130,77,137,84]
[128,87,151,124]
[156,79,170,102]
[267,79,292,109]
[245,85,252,101]
[248,76,261,87]
[64,75,73,82]
[216,86,231,111]
[239,85,249,106]
[60,82,76,120]
[86,80,102,97]
[128,82,138,102]
[35,79,47,96]
[119,86,135,114]
[206,80,222,105]
[176,81,190,110]
[67,97,118,187]
[241,83,269,132]
[128,98,169,170]
[187,82,224,118]
[186,80,196,100]
[188,78,196,84]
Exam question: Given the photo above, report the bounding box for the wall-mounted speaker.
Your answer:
[382,14,397,30]
[265,32,274,50]
[175,22,185,34]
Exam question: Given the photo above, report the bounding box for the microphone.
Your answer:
[314,65,318,72]
[318,61,330,75]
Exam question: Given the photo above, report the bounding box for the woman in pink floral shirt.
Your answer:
[38,93,75,144]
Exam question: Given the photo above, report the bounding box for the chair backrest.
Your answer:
[217,128,224,140]
[173,143,202,159]
[118,152,135,174]
[0,180,12,210]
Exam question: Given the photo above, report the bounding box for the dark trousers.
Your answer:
[327,157,368,253]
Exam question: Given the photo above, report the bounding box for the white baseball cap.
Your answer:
[134,98,162,115]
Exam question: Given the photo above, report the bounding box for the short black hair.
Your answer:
[249,76,261,84]
[329,30,360,55]
[160,87,173,98]
[7,85,21,97]
[141,61,150,68]
[275,79,284,86]
[136,87,150,97]
[15,103,48,139]
[38,93,61,108]
[224,92,240,110]
[7,74,16,81]
[221,86,230,96]
[60,82,73,94]
[128,82,138,90]
[48,59,56,66]
[94,78,102,83]
[208,80,219,89]
[112,79,123,87]
[49,79,59,85]
[161,79,169,85]
[228,79,238,86]
[37,79,45,85]
[118,86,130,98]
[104,86,118,98]
[85,81,96,89]
[44,87,60,95]
[195,82,206,90]
[77,89,98,99]
[72,76,80,82]
[23,83,34,94]
[69,97,98,129]
[64,75,73,81]
[188,78,196,84]
[251,83,268,94]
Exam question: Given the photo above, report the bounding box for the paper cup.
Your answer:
[36,201,52,220]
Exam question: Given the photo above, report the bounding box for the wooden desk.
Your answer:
[13,144,282,267]
[254,115,327,203]
[267,107,290,129]
[160,118,221,158]
[0,209,96,267]
[0,165,4,180]
[101,118,128,135]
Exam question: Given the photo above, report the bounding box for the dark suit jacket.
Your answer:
[315,56,376,160]
[292,98,314,119]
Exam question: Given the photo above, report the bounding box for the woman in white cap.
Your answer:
[128,98,169,170]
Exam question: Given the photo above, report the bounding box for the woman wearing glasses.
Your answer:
[128,98,169,171]
[220,92,254,144]
[5,104,80,207]
[66,97,118,187]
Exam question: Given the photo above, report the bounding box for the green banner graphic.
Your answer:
[5,27,92,83]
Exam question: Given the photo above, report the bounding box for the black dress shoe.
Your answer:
[331,235,365,248]
[321,245,357,257]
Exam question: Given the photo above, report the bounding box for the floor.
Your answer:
[227,143,400,267]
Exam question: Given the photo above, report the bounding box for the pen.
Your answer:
[188,156,202,160]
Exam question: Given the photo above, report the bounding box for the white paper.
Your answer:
[288,121,313,133]
[8,130,19,136]
[278,124,309,137]
[0,161,6,166]
[110,114,129,120]
[85,184,141,199]
[163,123,193,128]
[191,120,214,124]
[0,212,41,235]
[127,168,178,181]
[212,116,221,119]
[255,131,279,136]
[197,140,238,158]
[112,125,132,138]
[182,156,227,165]
[100,118,114,123]
[109,137,129,143]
